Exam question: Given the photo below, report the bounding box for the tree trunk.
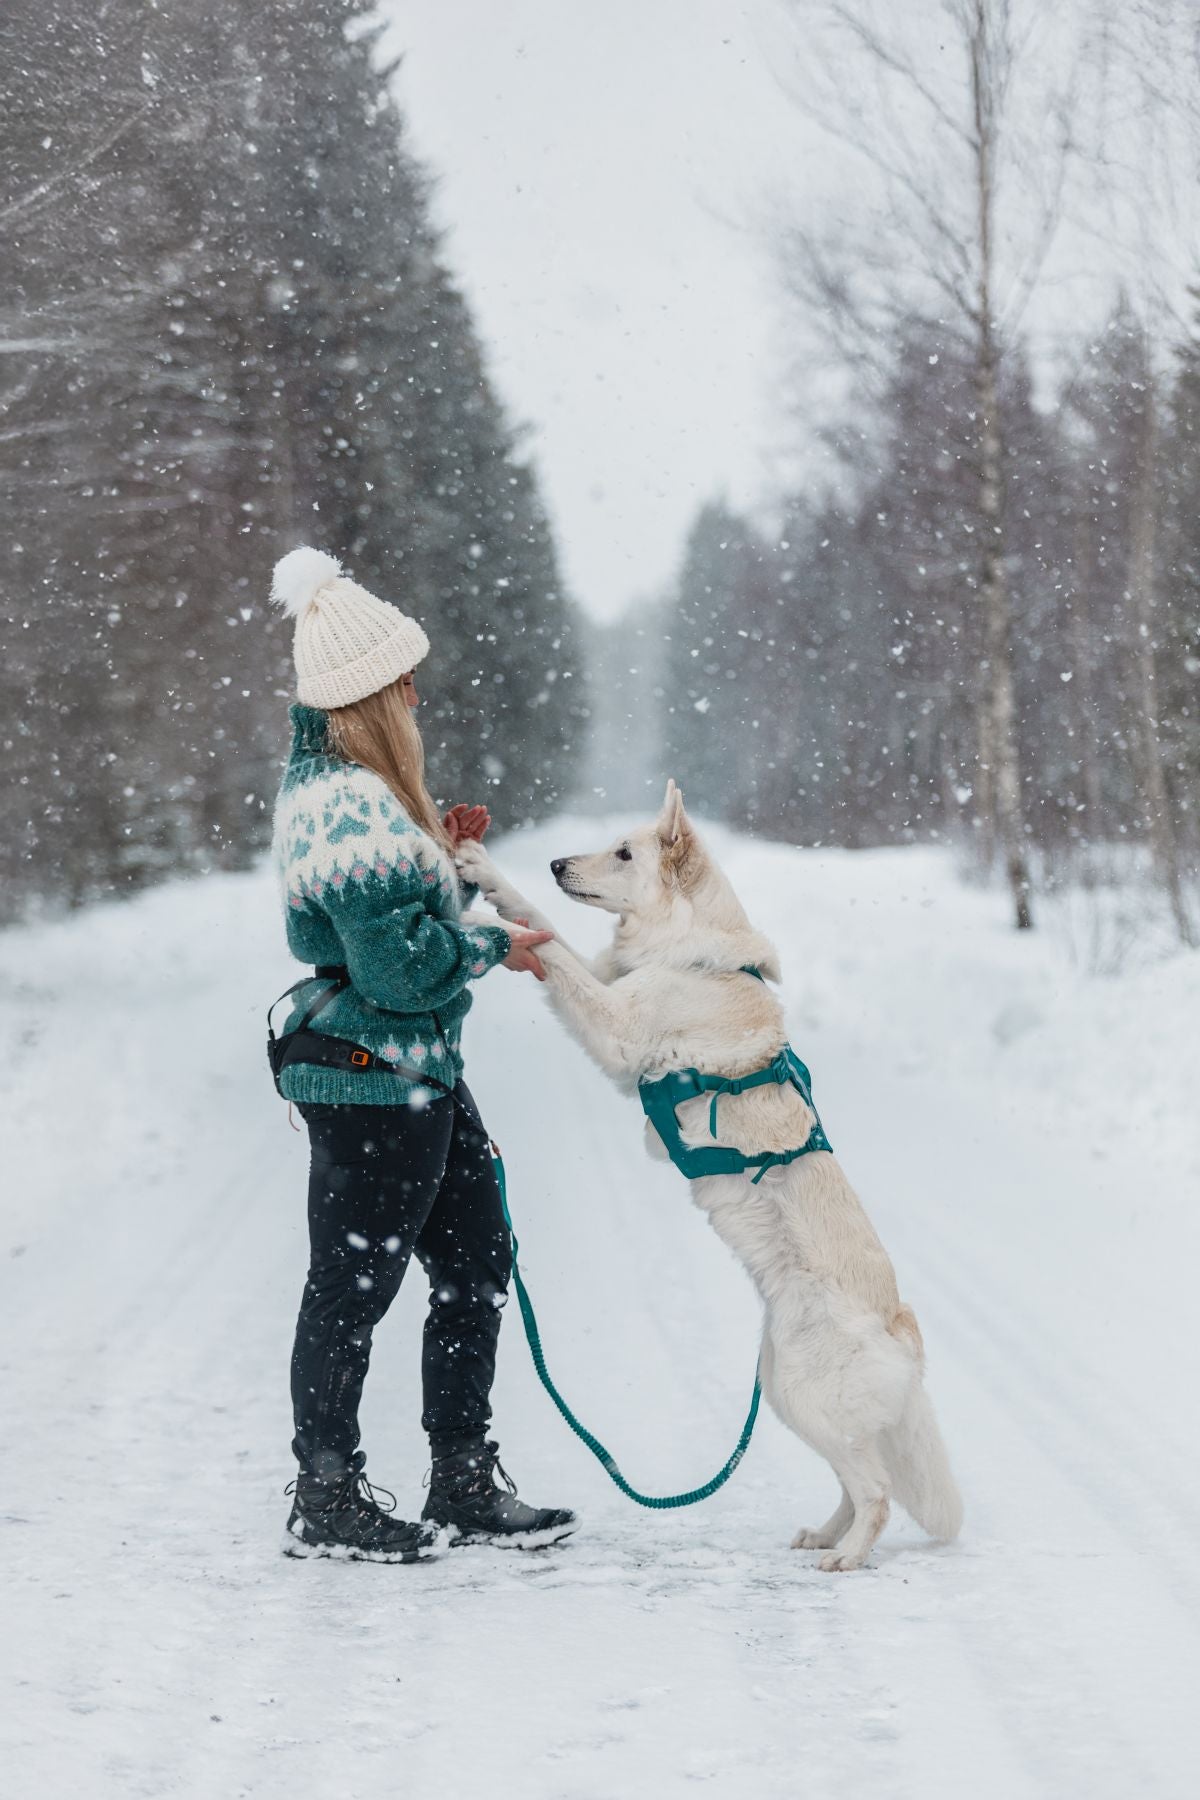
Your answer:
[1070,514,1104,848]
[976,350,1032,927]
[1127,371,1194,945]
[970,3,1033,930]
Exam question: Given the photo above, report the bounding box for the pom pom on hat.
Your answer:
[269,544,430,709]
[270,546,343,619]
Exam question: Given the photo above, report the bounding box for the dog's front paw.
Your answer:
[790,1526,837,1550]
[455,839,501,900]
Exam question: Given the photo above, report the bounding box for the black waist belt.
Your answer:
[266,967,455,1100]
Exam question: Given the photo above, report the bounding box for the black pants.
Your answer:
[290,1085,511,1479]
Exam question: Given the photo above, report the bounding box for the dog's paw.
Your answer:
[818,1548,869,1573]
[790,1526,837,1550]
[455,839,501,898]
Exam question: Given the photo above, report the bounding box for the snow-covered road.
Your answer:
[2,824,1198,1799]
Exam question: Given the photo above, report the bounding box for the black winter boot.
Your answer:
[284,1461,444,1563]
[422,1440,577,1548]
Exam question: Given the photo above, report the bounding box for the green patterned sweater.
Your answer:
[271,704,511,1106]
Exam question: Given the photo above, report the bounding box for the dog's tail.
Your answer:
[881,1383,963,1542]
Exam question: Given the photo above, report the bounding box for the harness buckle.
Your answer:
[350,1049,370,1068]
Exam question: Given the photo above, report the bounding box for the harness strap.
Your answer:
[639,1045,831,1183]
[267,969,348,1041]
[705,1048,807,1138]
[273,1029,455,1091]
[266,967,458,1098]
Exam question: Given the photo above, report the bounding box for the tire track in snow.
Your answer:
[891,1241,1200,1795]
[921,1231,1200,1557]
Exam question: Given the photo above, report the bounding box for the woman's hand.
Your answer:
[501,924,554,982]
[443,803,491,846]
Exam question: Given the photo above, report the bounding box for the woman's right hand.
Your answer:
[501,924,554,981]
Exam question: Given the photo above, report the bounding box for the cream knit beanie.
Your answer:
[270,546,430,709]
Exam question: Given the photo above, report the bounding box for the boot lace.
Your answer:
[465,1440,518,1498]
[490,1445,519,1497]
[425,1439,518,1497]
[350,1473,398,1516]
[286,1471,398,1516]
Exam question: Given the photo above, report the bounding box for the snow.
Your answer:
[2,822,1198,1798]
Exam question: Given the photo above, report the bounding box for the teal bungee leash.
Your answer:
[490,1144,762,1509]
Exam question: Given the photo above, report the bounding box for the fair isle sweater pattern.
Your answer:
[272,704,511,1106]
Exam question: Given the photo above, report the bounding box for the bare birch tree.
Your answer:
[1125,356,1194,944]
[774,0,1078,927]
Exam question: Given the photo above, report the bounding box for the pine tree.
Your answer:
[660,502,767,822]
[0,0,587,909]
[1161,287,1200,876]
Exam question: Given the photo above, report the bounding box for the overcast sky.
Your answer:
[382,0,806,623]
[381,2,1198,626]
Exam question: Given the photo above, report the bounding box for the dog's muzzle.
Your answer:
[550,857,597,901]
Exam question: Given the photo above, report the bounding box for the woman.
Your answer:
[269,546,575,1563]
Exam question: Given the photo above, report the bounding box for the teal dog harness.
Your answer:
[637,968,831,1184]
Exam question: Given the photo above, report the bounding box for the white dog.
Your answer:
[456,782,962,1570]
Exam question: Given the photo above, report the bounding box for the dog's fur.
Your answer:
[456,782,962,1570]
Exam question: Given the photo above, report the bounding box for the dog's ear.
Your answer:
[656,778,700,887]
[656,778,687,847]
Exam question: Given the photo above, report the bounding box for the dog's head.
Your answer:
[550,779,704,917]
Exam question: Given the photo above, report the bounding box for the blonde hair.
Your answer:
[326,677,452,852]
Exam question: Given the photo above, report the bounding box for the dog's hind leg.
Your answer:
[817,1441,891,1572]
[791,1484,853,1551]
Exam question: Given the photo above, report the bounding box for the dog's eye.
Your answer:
[615,845,632,862]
